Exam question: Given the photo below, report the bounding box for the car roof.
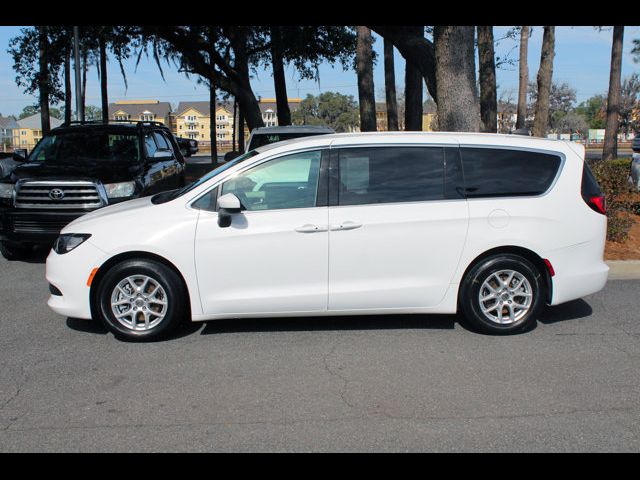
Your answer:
[251,125,335,134]
[49,121,170,135]
[251,131,578,156]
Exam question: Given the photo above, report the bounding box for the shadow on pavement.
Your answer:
[64,297,595,340]
[538,298,593,325]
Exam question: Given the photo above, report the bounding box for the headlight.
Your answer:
[103,181,136,198]
[53,234,91,254]
[0,183,14,199]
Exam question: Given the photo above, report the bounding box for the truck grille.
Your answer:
[14,181,105,210]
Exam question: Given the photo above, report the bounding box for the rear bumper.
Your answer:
[543,236,609,306]
[0,208,89,244]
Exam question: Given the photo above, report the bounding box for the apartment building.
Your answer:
[108,100,173,126]
[0,116,18,150]
[12,114,63,151]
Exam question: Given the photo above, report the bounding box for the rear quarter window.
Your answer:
[460,147,562,197]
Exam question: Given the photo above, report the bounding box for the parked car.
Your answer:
[631,136,640,191]
[246,125,335,152]
[46,132,609,341]
[175,136,198,157]
[0,121,186,260]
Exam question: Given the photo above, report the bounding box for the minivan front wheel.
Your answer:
[460,254,544,334]
[95,259,187,341]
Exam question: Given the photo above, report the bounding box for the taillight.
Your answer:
[586,195,607,215]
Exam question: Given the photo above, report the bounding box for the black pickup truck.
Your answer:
[0,121,186,260]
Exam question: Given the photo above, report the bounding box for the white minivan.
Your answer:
[45,132,609,340]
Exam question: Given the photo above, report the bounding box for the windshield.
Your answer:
[29,131,141,164]
[151,149,259,204]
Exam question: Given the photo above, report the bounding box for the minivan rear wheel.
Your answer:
[95,259,187,341]
[459,254,545,334]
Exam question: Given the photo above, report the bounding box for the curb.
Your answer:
[606,260,640,280]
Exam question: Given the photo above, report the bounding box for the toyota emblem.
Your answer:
[49,188,65,200]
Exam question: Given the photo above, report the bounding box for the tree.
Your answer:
[383,38,399,131]
[404,26,424,131]
[433,26,480,131]
[575,95,607,129]
[369,26,437,102]
[497,89,517,133]
[291,92,359,132]
[516,26,530,130]
[603,26,624,161]
[477,26,497,133]
[532,26,555,137]
[269,26,290,126]
[555,111,588,136]
[620,73,640,136]
[356,26,376,132]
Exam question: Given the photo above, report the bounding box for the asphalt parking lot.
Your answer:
[0,245,639,452]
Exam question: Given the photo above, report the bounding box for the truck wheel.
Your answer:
[0,241,32,261]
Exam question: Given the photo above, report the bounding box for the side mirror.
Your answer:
[12,152,25,162]
[152,150,173,160]
[217,193,242,228]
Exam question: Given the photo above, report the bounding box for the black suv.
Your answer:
[0,121,186,260]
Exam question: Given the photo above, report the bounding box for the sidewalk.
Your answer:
[606,260,640,280]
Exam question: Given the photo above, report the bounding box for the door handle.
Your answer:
[329,221,363,231]
[295,224,328,233]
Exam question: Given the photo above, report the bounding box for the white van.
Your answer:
[46,132,609,340]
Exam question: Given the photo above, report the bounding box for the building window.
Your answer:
[217,133,225,140]
[140,114,155,122]
[216,115,226,121]
[186,115,197,122]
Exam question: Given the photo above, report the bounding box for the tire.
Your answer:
[459,254,545,335]
[95,259,188,341]
[0,241,32,261]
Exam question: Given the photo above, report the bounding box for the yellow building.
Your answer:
[108,100,172,126]
[375,102,436,132]
[13,114,63,151]
[175,101,236,150]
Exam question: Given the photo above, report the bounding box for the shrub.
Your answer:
[587,158,634,242]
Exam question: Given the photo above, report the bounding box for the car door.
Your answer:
[327,145,469,311]
[142,131,167,194]
[154,130,184,189]
[194,149,329,316]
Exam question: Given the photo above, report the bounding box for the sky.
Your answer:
[1,26,639,118]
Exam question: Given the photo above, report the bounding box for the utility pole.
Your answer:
[73,26,83,122]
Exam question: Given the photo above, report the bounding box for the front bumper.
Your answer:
[46,240,108,319]
[0,208,89,244]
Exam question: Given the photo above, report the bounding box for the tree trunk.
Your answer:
[64,46,72,125]
[477,26,497,133]
[603,26,625,161]
[99,34,109,123]
[209,81,217,162]
[356,26,376,132]
[80,48,87,122]
[370,26,437,103]
[405,45,423,131]
[532,26,555,137]
[516,26,530,130]
[232,99,237,152]
[38,26,51,135]
[231,28,264,131]
[433,26,479,132]
[238,108,245,152]
[384,38,399,131]
[208,27,218,163]
[270,26,291,126]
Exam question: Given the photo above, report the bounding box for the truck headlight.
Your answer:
[104,181,136,198]
[53,234,92,254]
[0,183,14,199]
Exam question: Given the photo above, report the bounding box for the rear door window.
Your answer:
[460,148,562,197]
[336,147,445,206]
